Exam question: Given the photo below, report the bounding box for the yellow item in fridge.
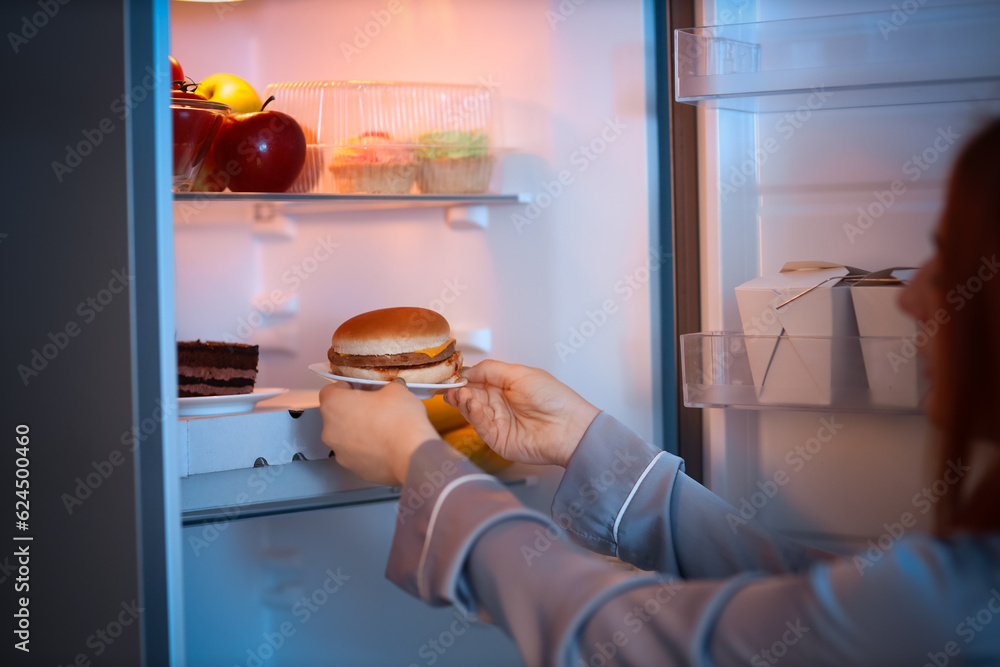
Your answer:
[442,424,512,474]
[423,394,468,434]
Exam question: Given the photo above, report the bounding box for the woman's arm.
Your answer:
[551,412,831,578]
[390,440,999,667]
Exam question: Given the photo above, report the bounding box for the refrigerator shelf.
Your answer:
[173,192,531,229]
[680,332,928,414]
[674,4,1000,112]
[181,458,537,525]
[174,191,530,210]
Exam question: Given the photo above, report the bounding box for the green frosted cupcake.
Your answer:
[416,130,494,194]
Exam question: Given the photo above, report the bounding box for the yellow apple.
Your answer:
[197,73,262,114]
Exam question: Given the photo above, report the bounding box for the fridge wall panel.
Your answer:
[172,0,654,440]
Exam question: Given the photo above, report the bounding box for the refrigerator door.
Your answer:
[685,0,1000,550]
[2,0,185,663]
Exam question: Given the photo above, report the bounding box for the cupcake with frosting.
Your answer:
[415,130,494,194]
[328,131,416,194]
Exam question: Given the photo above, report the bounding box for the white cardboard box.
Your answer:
[177,390,329,476]
[850,268,925,408]
[735,262,869,405]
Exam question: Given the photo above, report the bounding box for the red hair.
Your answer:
[935,117,1000,534]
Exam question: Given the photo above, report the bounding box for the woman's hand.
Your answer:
[444,360,600,468]
[319,381,440,486]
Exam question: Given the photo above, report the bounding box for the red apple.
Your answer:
[169,55,184,90]
[211,96,306,193]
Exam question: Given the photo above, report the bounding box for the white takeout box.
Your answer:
[850,268,925,408]
[735,261,869,405]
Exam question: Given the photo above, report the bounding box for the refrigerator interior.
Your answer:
[170,0,654,663]
[693,0,1000,551]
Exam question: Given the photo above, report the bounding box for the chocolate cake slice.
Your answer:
[177,341,259,397]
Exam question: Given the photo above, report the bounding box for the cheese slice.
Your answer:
[413,340,453,358]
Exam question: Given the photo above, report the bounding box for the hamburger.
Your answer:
[327,307,462,384]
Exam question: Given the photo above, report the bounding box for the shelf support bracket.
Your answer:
[446,205,488,229]
[252,202,296,240]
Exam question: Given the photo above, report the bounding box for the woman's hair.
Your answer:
[935,117,1000,535]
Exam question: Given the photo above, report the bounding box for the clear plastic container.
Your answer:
[674,4,1000,112]
[263,81,504,195]
[680,333,928,413]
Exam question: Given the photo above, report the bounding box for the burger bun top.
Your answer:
[331,307,451,356]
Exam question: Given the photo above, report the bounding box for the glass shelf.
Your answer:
[174,191,530,214]
[172,192,532,230]
[674,4,1000,112]
[680,332,928,414]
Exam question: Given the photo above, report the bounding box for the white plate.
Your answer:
[308,363,467,399]
[177,388,289,417]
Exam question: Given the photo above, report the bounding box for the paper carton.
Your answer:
[735,262,869,405]
[850,268,925,408]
